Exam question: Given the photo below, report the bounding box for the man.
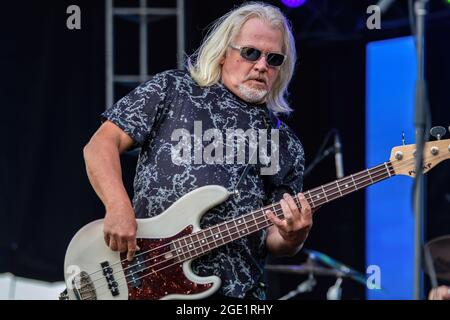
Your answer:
[83,2,312,299]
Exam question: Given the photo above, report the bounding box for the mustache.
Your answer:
[246,75,268,84]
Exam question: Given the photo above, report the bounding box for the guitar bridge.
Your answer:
[72,271,97,300]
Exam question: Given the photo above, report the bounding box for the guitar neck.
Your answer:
[171,161,396,262]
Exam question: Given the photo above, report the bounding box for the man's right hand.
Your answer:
[83,120,138,262]
[103,203,138,261]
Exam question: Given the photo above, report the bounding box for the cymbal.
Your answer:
[424,235,450,282]
[303,249,368,286]
[266,264,345,277]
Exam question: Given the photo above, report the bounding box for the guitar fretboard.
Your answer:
[171,161,395,262]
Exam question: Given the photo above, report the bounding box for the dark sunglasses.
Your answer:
[229,44,286,67]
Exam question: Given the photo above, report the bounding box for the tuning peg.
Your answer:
[430,126,446,140]
[402,131,406,146]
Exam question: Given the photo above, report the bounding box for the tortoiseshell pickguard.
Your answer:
[120,225,213,300]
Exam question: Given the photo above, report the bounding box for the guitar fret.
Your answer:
[213,226,221,247]
[199,232,208,252]
[388,162,396,176]
[244,217,251,235]
[366,169,374,184]
[169,161,402,262]
[197,234,205,255]
[340,177,354,195]
[254,211,266,230]
[172,240,182,262]
[246,214,257,233]
[253,211,261,229]
[223,222,232,242]
[234,219,242,238]
[307,193,316,208]
[256,210,268,229]
[384,162,391,177]
[203,229,213,249]
[272,204,281,218]
[189,234,198,256]
[223,224,230,242]
[307,190,321,207]
[229,220,238,241]
[176,238,184,260]
[186,236,194,256]
[186,237,194,259]
[241,217,249,235]
[179,238,189,259]
[213,226,222,246]
[204,230,212,250]
[194,233,204,255]
[336,181,343,197]
[255,213,263,230]
[321,185,329,202]
[351,174,358,190]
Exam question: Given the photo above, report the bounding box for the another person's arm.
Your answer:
[428,285,450,300]
[83,120,137,261]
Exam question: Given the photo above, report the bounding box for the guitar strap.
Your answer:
[232,109,280,196]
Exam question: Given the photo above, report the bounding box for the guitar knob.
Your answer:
[430,126,446,140]
[430,146,439,156]
[395,151,403,160]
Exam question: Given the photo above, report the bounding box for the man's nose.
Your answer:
[253,55,269,71]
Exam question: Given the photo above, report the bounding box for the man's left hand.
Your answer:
[266,192,313,247]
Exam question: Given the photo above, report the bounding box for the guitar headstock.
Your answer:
[389,139,450,177]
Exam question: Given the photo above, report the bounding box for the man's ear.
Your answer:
[219,48,228,65]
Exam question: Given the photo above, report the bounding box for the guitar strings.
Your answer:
[75,161,390,287]
[73,156,425,297]
[73,156,421,298]
[73,161,391,292]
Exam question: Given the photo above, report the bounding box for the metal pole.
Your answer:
[140,0,148,82]
[177,0,185,69]
[413,0,429,300]
[106,0,114,108]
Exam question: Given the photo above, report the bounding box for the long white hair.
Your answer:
[188,2,297,115]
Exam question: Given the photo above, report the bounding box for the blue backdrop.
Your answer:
[366,36,417,299]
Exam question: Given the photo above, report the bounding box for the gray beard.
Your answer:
[238,84,267,104]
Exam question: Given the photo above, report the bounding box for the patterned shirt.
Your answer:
[102,70,305,299]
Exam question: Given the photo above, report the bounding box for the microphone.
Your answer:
[377,0,396,13]
[334,132,344,179]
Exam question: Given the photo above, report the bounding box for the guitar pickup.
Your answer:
[101,261,120,297]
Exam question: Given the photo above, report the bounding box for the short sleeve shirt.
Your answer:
[101,70,305,299]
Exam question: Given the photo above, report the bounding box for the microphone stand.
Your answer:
[278,272,317,300]
[304,145,335,178]
[327,277,343,300]
[412,0,431,300]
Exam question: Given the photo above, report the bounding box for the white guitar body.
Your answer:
[63,185,230,300]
